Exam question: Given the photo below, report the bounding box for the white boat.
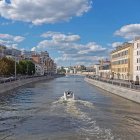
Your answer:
[64,90,74,101]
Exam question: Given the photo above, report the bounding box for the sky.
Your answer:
[0,0,140,66]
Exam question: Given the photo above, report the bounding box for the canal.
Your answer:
[0,75,140,140]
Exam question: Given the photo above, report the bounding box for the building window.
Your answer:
[125,59,128,64]
[137,43,140,48]
[137,66,139,71]
[126,50,128,55]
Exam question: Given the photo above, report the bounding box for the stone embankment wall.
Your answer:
[85,77,140,104]
[0,76,53,94]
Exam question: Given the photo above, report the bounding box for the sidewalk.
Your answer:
[87,75,140,91]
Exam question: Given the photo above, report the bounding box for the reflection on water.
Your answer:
[0,75,140,140]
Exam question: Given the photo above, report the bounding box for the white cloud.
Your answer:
[55,54,104,62]
[6,44,18,49]
[78,42,106,54]
[0,0,92,25]
[33,32,106,54]
[0,34,25,42]
[13,36,25,42]
[0,33,25,48]
[111,42,122,48]
[115,24,140,39]
[0,34,13,40]
[55,54,105,66]
[0,21,14,26]
[41,31,80,42]
[31,47,36,51]
[32,31,108,66]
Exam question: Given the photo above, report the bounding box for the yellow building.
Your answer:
[111,43,133,81]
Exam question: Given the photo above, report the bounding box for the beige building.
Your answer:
[45,57,55,74]
[32,52,56,75]
[111,43,133,81]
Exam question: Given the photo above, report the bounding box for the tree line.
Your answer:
[0,57,35,76]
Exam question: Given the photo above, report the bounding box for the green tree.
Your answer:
[26,61,35,75]
[17,60,27,75]
[0,59,8,76]
[0,58,35,76]
[0,57,15,76]
[17,60,35,75]
[57,66,66,74]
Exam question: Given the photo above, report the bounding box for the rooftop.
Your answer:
[111,42,133,54]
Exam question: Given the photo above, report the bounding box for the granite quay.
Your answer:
[85,76,140,104]
[0,74,65,94]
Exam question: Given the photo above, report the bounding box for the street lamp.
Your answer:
[27,63,28,75]
[15,56,17,80]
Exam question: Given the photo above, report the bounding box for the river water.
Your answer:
[0,75,140,140]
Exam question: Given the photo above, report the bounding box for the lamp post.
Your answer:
[32,71,33,77]
[27,64,28,76]
[2,48,4,58]
[15,56,17,80]
[127,73,130,82]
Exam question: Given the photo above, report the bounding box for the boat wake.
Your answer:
[52,96,120,140]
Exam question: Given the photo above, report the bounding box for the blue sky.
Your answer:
[0,0,140,66]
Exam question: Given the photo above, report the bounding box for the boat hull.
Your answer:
[64,91,74,101]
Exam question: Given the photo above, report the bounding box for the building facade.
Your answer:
[21,50,36,60]
[0,45,21,58]
[93,64,100,76]
[35,64,44,76]
[133,38,140,84]
[99,60,111,79]
[53,63,57,74]
[0,44,57,76]
[111,43,133,81]
[30,51,56,75]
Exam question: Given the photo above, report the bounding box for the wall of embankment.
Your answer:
[85,77,140,104]
[0,76,55,94]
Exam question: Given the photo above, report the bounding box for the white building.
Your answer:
[74,68,77,74]
[99,69,111,79]
[99,61,111,79]
[133,38,140,84]
[70,69,74,74]
[93,64,100,76]
[64,67,69,74]
[35,64,44,76]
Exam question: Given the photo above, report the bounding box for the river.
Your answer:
[0,75,140,140]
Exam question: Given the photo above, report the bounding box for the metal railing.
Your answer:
[86,75,140,91]
[0,75,48,84]
[0,74,64,84]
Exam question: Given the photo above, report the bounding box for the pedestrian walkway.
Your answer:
[87,75,140,91]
